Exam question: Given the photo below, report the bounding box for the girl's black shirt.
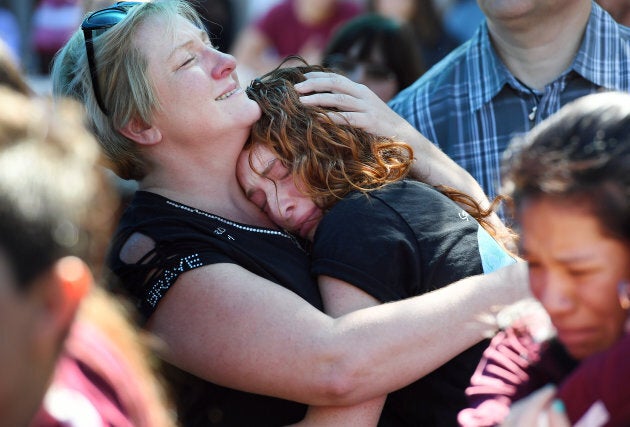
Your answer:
[312,180,516,427]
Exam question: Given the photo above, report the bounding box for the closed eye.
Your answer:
[265,158,291,181]
[247,190,268,213]
[180,56,196,68]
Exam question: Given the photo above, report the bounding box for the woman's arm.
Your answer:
[294,276,387,426]
[294,72,510,240]
[148,261,529,406]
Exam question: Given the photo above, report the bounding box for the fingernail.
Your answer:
[551,399,566,413]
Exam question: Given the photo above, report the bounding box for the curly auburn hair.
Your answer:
[246,58,508,242]
[246,60,413,211]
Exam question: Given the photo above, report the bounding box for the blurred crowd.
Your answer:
[1,1,630,426]
[2,0,628,98]
[0,0,485,94]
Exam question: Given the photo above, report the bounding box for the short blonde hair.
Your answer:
[51,0,204,180]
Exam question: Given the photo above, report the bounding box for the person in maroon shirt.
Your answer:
[458,92,630,427]
[231,0,362,83]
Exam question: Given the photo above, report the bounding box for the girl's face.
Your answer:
[137,14,261,145]
[519,196,630,360]
[236,144,323,240]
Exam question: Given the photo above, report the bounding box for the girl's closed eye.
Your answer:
[266,158,291,181]
[248,190,268,213]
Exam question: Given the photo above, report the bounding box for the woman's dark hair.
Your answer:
[503,91,630,243]
[323,14,425,92]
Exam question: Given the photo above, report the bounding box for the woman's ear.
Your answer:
[119,116,162,146]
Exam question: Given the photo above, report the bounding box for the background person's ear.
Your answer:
[119,117,162,146]
[32,257,93,349]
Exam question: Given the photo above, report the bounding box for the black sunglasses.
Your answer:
[81,1,142,115]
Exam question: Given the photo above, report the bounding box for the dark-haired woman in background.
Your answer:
[323,13,425,102]
[368,0,459,69]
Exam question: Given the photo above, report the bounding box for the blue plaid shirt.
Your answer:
[389,2,630,202]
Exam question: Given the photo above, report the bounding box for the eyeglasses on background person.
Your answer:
[324,53,396,82]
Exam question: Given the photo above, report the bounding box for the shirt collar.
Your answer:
[467,2,630,112]
[572,2,630,91]
[466,23,515,112]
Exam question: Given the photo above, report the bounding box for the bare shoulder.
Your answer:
[119,232,156,264]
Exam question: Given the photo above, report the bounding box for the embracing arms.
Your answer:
[148,261,529,406]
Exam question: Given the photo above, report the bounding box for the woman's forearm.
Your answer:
[323,262,530,405]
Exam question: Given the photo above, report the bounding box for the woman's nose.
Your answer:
[208,49,237,79]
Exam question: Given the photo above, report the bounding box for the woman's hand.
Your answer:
[294,71,419,141]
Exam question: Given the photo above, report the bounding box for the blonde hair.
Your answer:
[51,0,204,180]
[0,87,118,283]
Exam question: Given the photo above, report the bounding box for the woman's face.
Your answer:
[328,43,399,102]
[519,196,630,360]
[136,14,261,144]
[236,144,323,241]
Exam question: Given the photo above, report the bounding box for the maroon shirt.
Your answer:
[255,0,362,57]
[459,311,629,427]
[559,333,630,427]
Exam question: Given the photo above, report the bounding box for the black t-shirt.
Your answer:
[106,191,321,427]
[312,180,515,427]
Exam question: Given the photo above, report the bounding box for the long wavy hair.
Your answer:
[246,58,505,239]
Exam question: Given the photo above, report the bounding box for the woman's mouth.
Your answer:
[216,87,241,101]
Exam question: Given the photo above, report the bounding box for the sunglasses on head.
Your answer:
[81,1,142,115]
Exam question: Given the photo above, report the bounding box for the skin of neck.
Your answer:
[486,1,592,91]
[139,131,275,227]
[7,340,60,427]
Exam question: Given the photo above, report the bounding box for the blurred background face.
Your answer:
[296,0,339,22]
[373,0,415,23]
[326,44,399,101]
[518,196,630,360]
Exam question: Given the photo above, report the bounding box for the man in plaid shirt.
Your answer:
[389,1,630,212]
